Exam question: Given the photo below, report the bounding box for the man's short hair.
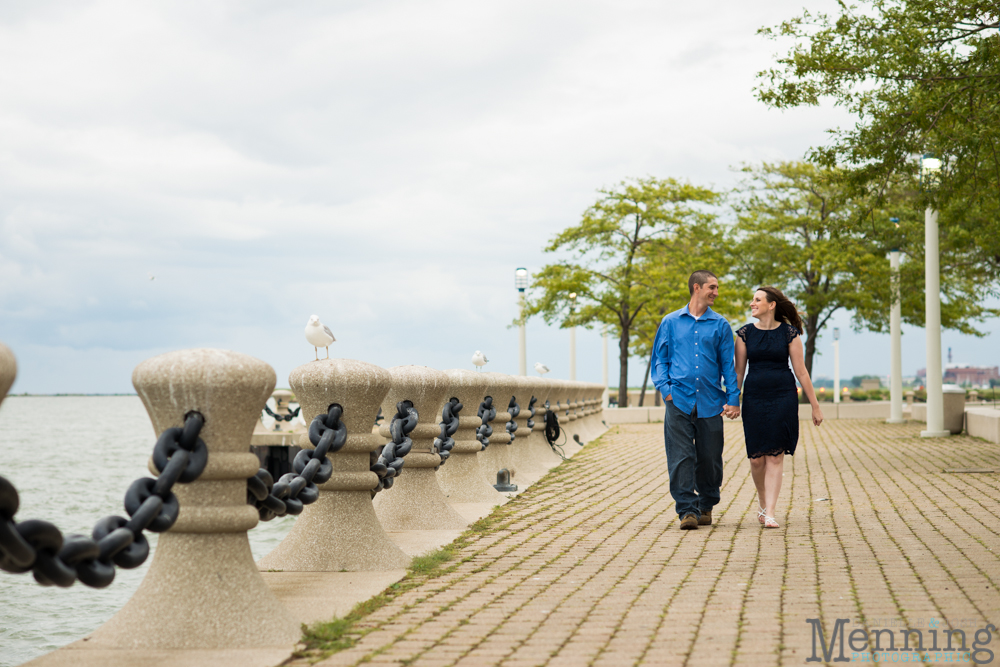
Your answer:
[688,270,718,295]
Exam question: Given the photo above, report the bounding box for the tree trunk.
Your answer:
[639,352,653,406]
[618,328,630,407]
[803,312,820,376]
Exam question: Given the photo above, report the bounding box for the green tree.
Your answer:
[523,177,722,407]
[756,0,1000,273]
[732,161,998,375]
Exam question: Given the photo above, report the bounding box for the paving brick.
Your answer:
[298,421,1000,667]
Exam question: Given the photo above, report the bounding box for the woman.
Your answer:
[735,286,823,528]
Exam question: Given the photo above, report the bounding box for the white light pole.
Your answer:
[568,292,577,381]
[602,325,609,407]
[515,268,528,376]
[888,218,905,423]
[920,155,949,437]
[833,327,841,404]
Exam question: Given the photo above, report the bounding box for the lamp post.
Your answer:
[602,325,609,407]
[833,327,841,404]
[515,268,528,376]
[568,292,577,381]
[920,154,949,437]
[887,217,905,423]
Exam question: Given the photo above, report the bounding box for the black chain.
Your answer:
[0,412,207,588]
[263,404,301,422]
[476,397,497,450]
[543,400,568,460]
[248,403,346,521]
[526,396,537,429]
[432,398,461,466]
[506,397,520,443]
[370,401,417,496]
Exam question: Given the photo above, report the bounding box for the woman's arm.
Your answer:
[789,336,824,426]
[735,335,747,394]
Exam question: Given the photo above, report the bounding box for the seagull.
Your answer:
[534,362,550,376]
[472,350,489,371]
[305,315,336,360]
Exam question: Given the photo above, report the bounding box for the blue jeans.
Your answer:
[663,400,724,518]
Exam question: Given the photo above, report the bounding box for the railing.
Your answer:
[0,341,608,654]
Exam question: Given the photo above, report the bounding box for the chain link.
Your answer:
[506,396,520,442]
[432,398,461,466]
[0,411,206,588]
[263,404,301,422]
[248,403,345,521]
[370,401,417,496]
[476,397,496,450]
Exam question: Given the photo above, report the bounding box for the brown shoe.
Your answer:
[698,511,712,526]
[680,513,698,530]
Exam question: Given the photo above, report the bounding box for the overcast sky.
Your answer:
[0,0,996,395]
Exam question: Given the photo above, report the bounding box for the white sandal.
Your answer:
[763,514,779,529]
[757,502,766,525]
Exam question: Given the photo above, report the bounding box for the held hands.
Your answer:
[722,405,740,420]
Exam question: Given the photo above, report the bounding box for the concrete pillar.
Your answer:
[435,370,506,504]
[257,358,410,572]
[87,349,300,650]
[0,342,14,405]
[527,378,563,469]
[373,366,468,530]
[888,250,905,423]
[477,373,517,489]
[922,206,949,437]
[507,375,546,479]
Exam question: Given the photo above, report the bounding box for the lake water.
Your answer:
[0,396,296,667]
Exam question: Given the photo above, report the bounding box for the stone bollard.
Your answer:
[0,342,14,405]
[477,373,517,491]
[435,369,507,504]
[523,377,562,470]
[507,375,547,479]
[373,366,468,530]
[257,358,410,571]
[86,349,300,650]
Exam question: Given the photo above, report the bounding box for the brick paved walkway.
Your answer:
[294,420,1000,666]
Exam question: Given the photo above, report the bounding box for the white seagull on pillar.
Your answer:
[472,351,489,371]
[534,362,550,376]
[305,315,336,360]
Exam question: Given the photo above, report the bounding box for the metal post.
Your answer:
[518,293,527,376]
[888,249,905,423]
[922,206,949,436]
[833,328,840,404]
[515,268,529,377]
[602,325,609,407]
[568,292,577,381]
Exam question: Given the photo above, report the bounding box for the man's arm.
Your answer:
[719,323,740,416]
[650,319,672,399]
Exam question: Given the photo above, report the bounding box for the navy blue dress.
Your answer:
[737,322,800,458]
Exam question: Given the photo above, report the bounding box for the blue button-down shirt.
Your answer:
[650,305,739,417]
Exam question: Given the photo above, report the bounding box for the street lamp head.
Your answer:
[921,153,942,191]
[515,267,529,292]
[569,292,577,301]
[833,327,840,341]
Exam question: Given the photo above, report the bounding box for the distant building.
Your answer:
[918,365,999,387]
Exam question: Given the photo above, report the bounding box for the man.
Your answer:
[651,270,740,530]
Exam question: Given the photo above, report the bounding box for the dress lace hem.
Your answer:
[747,447,794,459]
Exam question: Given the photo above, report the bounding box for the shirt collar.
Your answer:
[683,304,719,320]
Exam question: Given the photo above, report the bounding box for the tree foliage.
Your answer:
[523,177,727,406]
[756,0,1000,273]
[731,161,999,375]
